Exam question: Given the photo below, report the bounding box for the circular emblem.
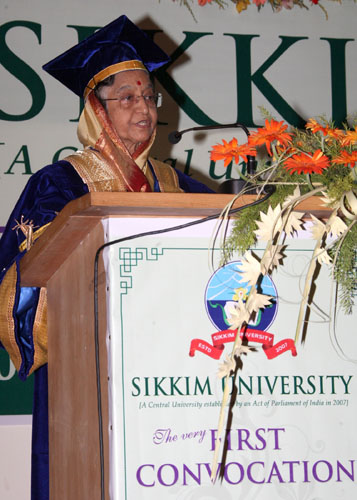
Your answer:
[205,260,278,332]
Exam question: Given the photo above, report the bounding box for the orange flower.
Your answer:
[210,138,257,167]
[332,150,357,169]
[306,119,345,142]
[342,127,357,147]
[249,119,292,156]
[325,127,345,142]
[283,150,330,175]
[305,119,327,135]
[236,0,251,13]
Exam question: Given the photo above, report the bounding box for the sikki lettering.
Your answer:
[0,22,355,126]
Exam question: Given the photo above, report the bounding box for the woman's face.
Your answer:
[104,70,158,155]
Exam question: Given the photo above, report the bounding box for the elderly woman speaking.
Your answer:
[0,15,211,500]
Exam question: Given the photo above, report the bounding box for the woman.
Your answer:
[0,15,212,500]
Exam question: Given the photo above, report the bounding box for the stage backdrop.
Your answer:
[1,0,356,227]
[0,1,356,498]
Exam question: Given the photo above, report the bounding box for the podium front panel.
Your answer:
[102,217,357,500]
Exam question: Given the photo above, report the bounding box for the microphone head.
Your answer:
[168,130,182,144]
[247,155,257,175]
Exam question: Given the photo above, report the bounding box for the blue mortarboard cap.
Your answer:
[42,15,170,98]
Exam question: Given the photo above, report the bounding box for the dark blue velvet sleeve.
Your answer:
[175,168,215,193]
[0,161,88,280]
[0,161,88,378]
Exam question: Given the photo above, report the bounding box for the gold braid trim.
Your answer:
[84,60,147,99]
[0,263,22,372]
[149,158,184,193]
[30,287,48,374]
[67,151,183,193]
[65,149,127,192]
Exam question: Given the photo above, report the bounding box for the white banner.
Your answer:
[103,217,356,500]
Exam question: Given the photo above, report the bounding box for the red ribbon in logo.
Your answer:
[189,328,296,360]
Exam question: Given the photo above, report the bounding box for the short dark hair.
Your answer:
[94,74,116,109]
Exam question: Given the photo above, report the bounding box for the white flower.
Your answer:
[225,300,250,328]
[310,214,326,240]
[246,288,273,315]
[254,204,283,241]
[239,252,262,286]
[284,211,304,237]
[217,355,236,379]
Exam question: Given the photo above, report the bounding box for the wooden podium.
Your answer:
[20,192,329,500]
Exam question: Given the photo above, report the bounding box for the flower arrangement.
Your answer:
[207,114,357,477]
[212,115,357,321]
[168,0,352,18]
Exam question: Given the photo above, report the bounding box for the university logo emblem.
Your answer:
[189,260,296,361]
[205,260,278,332]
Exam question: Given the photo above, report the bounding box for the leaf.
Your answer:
[282,186,301,208]
[340,190,357,220]
[217,355,236,379]
[284,211,304,237]
[261,245,285,273]
[346,190,357,216]
[246,288,273,314]
[328,214,348,238]
[225,300,250,328]
[320,193,339,209]
[310,214,326,240]
[234,344,253,357]
[239,252,262,286]
[254,204,283,241]
[316,247,332,265]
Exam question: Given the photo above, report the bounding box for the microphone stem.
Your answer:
[179,122,250,137]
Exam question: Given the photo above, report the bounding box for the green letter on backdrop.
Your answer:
[5,145,33,175]
[0,21,46,121]
[67,24,101,122]
[320,37,354,127]
[225,34,308,128]
[146,30,219,126]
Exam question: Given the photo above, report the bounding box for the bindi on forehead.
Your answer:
[137,80,142,86]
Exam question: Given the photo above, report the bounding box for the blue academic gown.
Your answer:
[0,160,213,500]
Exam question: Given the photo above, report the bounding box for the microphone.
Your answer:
[168,122,257,174]
[168,122,251,144]
[168,130,183,144]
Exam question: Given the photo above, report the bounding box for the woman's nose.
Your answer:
[134,95,150,112]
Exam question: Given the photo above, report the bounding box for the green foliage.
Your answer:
[257,106,275,122]
[221,183,295,262]
[329,222,357,315]
[321,164,355,201]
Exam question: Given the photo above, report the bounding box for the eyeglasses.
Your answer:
[102,92,162,109]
